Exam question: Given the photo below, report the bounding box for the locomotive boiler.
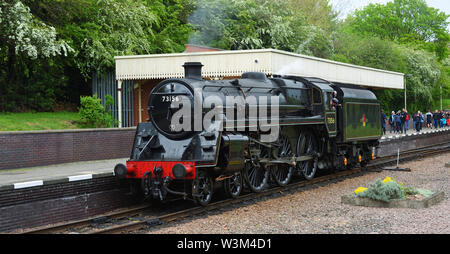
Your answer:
[114,62,381,205]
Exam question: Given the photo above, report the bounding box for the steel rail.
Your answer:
[87,144,450,234]
[22,204,152,234]
[86,168,363,234]
[20,143,450,234]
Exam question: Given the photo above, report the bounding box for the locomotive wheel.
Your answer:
[243,144,269,193]
[296,130,318,180]
[192,174,214,206]
[271,135,294,186]
[224,173,243,199]
[244,162,269,193]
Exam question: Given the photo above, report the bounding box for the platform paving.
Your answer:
[381,126,450,141]
[0,157,127,188]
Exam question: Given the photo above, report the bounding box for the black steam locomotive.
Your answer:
[114,62,381,205]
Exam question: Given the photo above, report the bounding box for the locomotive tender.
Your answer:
[114,62,381,205]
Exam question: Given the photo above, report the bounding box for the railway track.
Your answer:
[21,143,450,234]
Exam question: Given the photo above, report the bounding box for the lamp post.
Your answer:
[404,74,412,111]
[404,76,406,110]
[118,80,122,128]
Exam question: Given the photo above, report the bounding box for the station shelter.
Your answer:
[94,45,405,127]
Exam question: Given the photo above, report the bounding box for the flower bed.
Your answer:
[342,176,445,208]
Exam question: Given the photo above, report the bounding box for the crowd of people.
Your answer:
[380,109,450,135]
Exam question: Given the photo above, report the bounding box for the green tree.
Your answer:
[287,0,337,34]
[347,0,449,60]
[332,30,407,112]
[400,46,440,112]
[0,0,73,111]
[188,0,334,58]
[1,0,193,112]
[57,0,158,77]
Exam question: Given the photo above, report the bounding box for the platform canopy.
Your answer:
[115,48,404,89]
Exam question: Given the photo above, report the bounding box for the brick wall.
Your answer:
[377,130,450,157]
[0,128,136,170]
[0,188,140,233]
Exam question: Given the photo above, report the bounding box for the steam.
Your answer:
[187,0,229,46]
[274,60,304,76]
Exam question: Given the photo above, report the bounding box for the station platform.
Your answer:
[0,127,448,191]
[381,126,450,141]
[0,158,127,190]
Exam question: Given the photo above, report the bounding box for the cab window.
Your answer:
[324,92,332,110]
[312,88,322,104]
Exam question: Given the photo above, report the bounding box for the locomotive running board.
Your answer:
[259,155,314,166]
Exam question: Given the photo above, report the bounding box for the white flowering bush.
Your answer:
[400,46,441,111]
[0,0,73,59]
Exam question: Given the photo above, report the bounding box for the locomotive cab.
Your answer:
[283,76,338,138]
[308,81,338,138]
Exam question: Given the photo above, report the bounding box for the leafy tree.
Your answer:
[332,30,406,112]
[347,0,449,60]
[0,1,72,60]
[287,0,337,34]
[400,46,440,112]
[188,0,334,58]
[334,0,449,112]
[1,0,193,112]
[144,0,192,54]
[0,0,73,111]
[57,0,158,77]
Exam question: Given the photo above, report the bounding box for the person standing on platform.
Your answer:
[440,113,446,128]
[395,111,402,133]
[381,110,387,135]
[425,110,433,128]
[415,110,424,132]
[400,109,407,134]
[389,111,395,133]
[404,110,410,132]
[433,110,440,128]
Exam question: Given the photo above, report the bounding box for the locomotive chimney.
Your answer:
[183,62,203,80]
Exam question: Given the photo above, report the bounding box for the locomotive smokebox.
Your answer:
[183,62,203,80]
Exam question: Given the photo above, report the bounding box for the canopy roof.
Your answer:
[114,48,404,89]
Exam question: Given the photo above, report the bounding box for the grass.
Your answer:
[0,111,82,131]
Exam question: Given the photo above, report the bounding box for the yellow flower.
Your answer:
[382,176,393,183]
[354,187,367,195]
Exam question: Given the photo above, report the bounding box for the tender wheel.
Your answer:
[296,130,318,180]
[271,135,294,186]
[224,173,243,198]
[192,174,213,206]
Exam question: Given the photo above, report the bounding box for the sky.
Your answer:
[330,0,450,20]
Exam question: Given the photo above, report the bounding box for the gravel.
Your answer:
[146,152,450,234]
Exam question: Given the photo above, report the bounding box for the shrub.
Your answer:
[78,94,116,128]
[402,186,419,196]
[357,178,404,202]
